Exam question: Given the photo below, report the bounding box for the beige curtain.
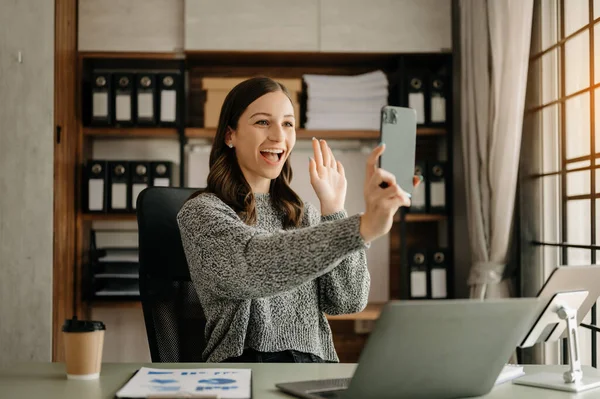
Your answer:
[460,0,534,300]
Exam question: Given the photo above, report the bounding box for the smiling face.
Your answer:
[226,90,296,193]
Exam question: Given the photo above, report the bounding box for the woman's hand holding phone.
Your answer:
[308,139,420,243]
[360,143,421,244]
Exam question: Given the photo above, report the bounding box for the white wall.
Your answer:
[78,0,184,52]
[79,0,451,53]
[0,0,55,367]
[319,0,452,53]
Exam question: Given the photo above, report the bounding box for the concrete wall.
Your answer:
[0,0,55,366]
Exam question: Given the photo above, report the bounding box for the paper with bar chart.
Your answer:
[115,367,251,398]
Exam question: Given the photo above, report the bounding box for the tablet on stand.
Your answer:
[514,265,600,393]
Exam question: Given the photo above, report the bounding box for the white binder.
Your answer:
[91,73,110,125]
[108,162,129,211]
[87,160,107,212]
[136,74,156,124]
[408,76,425,124]
[159,74,178,124]
[428,163,446,211]
[409,250,428,298]
[114,74,133,123]
[430,77,446,123]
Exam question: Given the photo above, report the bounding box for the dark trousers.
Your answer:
[222,348,330,363]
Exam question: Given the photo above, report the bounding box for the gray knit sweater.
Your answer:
[176,192,370,363]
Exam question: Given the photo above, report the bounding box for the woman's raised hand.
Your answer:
[308,138,347,216]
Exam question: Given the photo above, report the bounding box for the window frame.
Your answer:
[527,0,599,366]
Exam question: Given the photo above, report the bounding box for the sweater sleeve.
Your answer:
[305,203,371,316]
[177,194,369,300]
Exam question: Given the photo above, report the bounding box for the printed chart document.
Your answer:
[116,367,251,398]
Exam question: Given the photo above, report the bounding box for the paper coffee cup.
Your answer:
[62,317,106,380]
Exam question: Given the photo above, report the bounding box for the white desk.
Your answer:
[0,362,599,398]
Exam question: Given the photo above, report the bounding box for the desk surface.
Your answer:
[1,362,600,398]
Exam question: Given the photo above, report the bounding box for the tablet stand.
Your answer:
[514,290,600,393]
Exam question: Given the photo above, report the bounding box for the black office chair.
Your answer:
[136,186,206,362]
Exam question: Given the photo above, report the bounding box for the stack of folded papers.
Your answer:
[303,70,388,130]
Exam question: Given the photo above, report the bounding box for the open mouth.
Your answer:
[260,149,285,165]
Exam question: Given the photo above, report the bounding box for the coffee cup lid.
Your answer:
[62,316,105,332]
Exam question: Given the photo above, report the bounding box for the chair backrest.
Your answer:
[136,186,205,362]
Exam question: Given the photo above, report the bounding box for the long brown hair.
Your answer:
[203,76,304,228]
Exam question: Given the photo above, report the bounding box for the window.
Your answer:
[527,0,600,366]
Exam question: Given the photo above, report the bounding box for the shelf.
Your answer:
[396,213,448,223]
[83,127,179,139]
[185,50,401,67]
[79,51,184,60]
[326,303,384,321]
[417,127,447,136]
[186,127,445,140]
[90,300,141,309]
[81,213,137,222]
[80,50,450,67]
[298,129,379,140]
[186,128,381,140]
[185,128,218,139]
[83,127,445,140]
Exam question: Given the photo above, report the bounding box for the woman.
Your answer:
[177,76,416,363]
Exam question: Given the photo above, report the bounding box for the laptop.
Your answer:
[276,298,545,399]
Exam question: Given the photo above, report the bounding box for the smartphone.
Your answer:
[378,105,417,195]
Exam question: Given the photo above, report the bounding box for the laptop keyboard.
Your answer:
[304,378,352,393]
[311,389,347,398]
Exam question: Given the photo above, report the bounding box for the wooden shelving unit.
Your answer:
[68,50,454,365]
[75,54,185,326]
[83,127,178,139]
[75,53,454,306]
